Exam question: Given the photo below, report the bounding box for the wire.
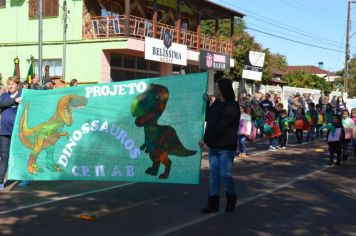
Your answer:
[246,26,345,53]
[278,0,340,26]
[214,0,345,46]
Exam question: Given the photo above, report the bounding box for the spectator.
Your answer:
[70,79,78,87]
[336,96,347,115]
[51,76,67,89]
[0,77,22,190]
[42,77,53,90]
[199,78,240,213]
[259,93,273,110]
[29,74,41,90]
[20,80,29,89]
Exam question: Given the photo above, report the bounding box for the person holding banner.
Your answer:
[199,78,240,213]
[0,77,22,190]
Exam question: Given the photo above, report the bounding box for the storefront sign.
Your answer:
[145,34,187,66]
[9,73,208,184]
[242,51,265,81]
[199,50,230,71]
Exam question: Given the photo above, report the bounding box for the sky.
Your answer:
[211,0,352,72]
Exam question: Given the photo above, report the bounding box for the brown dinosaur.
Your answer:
[131,84,196,179]
[19,94,87,174]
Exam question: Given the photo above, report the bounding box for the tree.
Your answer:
[201,18,288,84]
[283,70,332,93]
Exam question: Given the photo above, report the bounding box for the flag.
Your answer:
[27,56,35,84]
[13,57,20,79]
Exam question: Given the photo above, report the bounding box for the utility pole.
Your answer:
[38,0,43,84]
[62,0,69,82]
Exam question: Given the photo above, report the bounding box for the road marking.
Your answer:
[151,165,331,236]
[83,195,168,218]
[0,182,137,215]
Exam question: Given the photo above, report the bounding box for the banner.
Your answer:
[145,35,187,66]
[242,51,265,81]
[9,73,207,184]
[199,50,230,71]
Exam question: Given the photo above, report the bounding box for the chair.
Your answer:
[92,19,105,36]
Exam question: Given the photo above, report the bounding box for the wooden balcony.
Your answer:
[83,15,233,56]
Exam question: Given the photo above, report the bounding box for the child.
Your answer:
[315,104,325,138]
[295,108,307,143]
[278,110,291,149]
[325,103,334,125]
[341,110,356,162]
[238,106,252,158]
[306,102,318,141]
[327,114,344,165]
[264,109,281,151]
[351,108,356,156]
[254,106,265,139]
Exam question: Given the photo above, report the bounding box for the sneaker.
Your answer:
[281,147,286,150]
[0,183,4,190]
[18,180,31,187]
[269,148,276,152]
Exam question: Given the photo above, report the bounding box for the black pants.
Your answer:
[295,129,303,143]
[279,131,288,147]
[329,141,342,163]
[342,140,350,161]
[0,135,11,183]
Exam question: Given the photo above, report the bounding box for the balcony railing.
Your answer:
[83,15,233,55]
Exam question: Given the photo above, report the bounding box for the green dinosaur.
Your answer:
[19,94,87,174]
[131,83,197,179]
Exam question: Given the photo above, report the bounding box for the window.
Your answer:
[31,59,62,77]
[110,53,159,82]
[29,0,59,19]
[0,0,6,8]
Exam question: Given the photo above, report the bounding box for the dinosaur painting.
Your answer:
[131,83,197,179]
[19,94,87,174]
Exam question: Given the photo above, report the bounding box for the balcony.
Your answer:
[83,15,233,56]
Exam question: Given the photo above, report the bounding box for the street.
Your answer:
[1,137,356,236]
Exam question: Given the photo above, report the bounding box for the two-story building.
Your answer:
[0,0,243,86]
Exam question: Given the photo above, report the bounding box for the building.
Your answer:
[0,0,244,86]
[286,65,340,82]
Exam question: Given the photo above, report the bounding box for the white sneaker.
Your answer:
[269,148,276,151]
[281,147,286,150]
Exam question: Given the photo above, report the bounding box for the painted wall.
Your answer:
[0,40,127,83]
[0,0,84,44]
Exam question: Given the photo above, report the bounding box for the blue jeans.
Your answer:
[208,148,236,196]
[238,135,247,154]
[307,125,316,140]
[0,135,11,183]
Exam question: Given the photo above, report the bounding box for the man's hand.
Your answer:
[15,97,22,104]
[198,140,206,148]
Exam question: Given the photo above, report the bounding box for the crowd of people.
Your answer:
[200,82,356,214]
[0,74,79,190]
[238,91,355,166]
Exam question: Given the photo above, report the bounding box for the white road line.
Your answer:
[0,182,137,215]
[151,165,331,236]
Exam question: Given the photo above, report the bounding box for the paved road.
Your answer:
[1,137,356,236]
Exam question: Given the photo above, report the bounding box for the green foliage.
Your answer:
[283,70,332,93]
[201,18,288,84]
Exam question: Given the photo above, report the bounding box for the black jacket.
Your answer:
[204,99,240,150]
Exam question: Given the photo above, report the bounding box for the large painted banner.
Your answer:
[9,73,207,184]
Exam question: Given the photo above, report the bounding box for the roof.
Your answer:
[188,1,245,19]
[269,78,288,85]
[286,66,336,76]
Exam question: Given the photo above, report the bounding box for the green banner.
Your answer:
[9,73,207,184]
